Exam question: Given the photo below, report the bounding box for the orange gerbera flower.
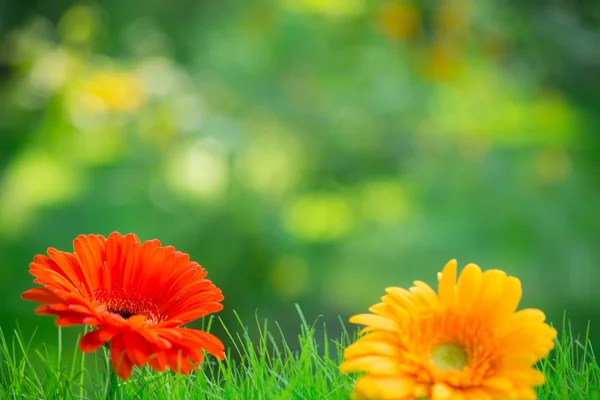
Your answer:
[340,259,557,400]
[22,232,225,380]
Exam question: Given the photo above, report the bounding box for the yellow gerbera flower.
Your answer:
[340,259,557,400]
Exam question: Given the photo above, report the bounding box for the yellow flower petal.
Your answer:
[514,387,538,400]
[380,294,410,318]
[344,341,400,359]
[475,269,507,313]
[501,367,546,386]
[481,377,514,392]
[438,259,457,306]
[349,314,400,331]
[431,382,455,399]
[385,287,418,309]
[355,375,415,399]
[496,354,538,371]
[507,308,547,328]
[456,263,482,308]
[368,302,398,321]
[410,280,439,307]
[461,388,493,400]
[340,356,403,375]
[491,276,522,327]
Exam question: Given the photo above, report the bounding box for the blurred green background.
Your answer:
[1,0,600,356]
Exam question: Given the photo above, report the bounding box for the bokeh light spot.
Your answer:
[0,151,83,237]
[28,48,76,94]
[236,130,302,199]
[165,139,229,201]
[285,193,354,241]
[57,3,100,45]
[378,2,421,41]
[283,0,366,18]
[137,57,183,97]
[81,71,147,113]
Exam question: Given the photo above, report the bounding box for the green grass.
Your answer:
[0,308,598,400]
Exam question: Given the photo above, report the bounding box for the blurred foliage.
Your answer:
[1,0,600,355]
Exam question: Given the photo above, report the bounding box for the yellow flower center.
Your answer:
[430,343,469,371]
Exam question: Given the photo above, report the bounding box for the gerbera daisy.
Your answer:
[340,259,557,400]
[22,232,225,380]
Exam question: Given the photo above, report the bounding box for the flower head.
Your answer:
[340,259,557,400]
[22,232,225,380]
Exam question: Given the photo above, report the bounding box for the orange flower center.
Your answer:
[93,289,161,324]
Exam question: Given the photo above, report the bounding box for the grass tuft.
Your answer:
[0,309,599,399]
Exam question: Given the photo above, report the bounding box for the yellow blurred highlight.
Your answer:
[420,44,463,82]
[0,151,83,237]
[435,0,471,33]
[81,71,147,113]
[285,193,354,241]
[237,131,302,199]
[419,0,471,82]
[271,256,310,299]
[165,140,229,202]
[58,3,99,45]
[535,149,571,185]
[283,0,366,18]
[378,2,421,41]
[359,180,408,223]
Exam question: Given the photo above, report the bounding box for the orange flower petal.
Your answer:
[110,335,134,380]
[56,315,89,326]
[148,350,168,372]
[166,349,193,375]
[123,333,152,366]
[73,234,106,293]
[21,287,65,304]
[80,329,118,352]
